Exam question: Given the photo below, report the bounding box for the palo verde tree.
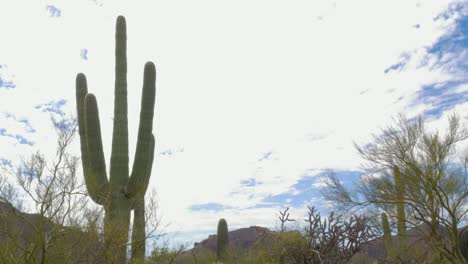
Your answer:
[323,114,468,263]
[0,117,100,264]
[75,16,156,263]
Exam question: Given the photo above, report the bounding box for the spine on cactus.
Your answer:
[394,166,407,258]
[382,212,396,260]
[217,218,229,261]
[75,15,156,264]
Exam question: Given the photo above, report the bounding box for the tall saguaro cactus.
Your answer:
[75,16,156,263]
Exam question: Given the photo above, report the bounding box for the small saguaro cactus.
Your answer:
[394,166,407,258]
[75,15,156,263]
[382,212,396,261]
[217,218,229,261]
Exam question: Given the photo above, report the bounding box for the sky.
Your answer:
[0,0,467,248]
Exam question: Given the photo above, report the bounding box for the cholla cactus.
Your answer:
[75,15,156,263]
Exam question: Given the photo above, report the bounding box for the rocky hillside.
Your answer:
[175,223,467,263]
[0,201,102,263]
[192,225,271,253]
[352,223,467,263]
[175,226,275,263]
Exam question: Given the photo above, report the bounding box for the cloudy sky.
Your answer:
[0,0,467,247]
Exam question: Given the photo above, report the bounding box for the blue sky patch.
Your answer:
[430,3,467,69]
[427,11,467,72]
[52,117,76,131]
[159,147,184,156]
[399,2,468,118]
[80,49,89,60]
[0,127,34,146]
[328,170,363,184]
[189,202,230,212]
[19,119,36,133]
[15,135,33,145]
[412,81,468,119]
[385,3,467,76]
[17,165,39,178]
[384,53,411,74]
[384,61,407,74]
[0,77,16,90]
[0,158,12,167]
[46,5,61,17]
[3,113,36,133]
[410,6,468,117]
[259,170,362,209]
[240,178,258,187]
[160,149,174,156]
[0,65,16,90]
[261,192,305,208]
[258,151,273,162]
[35,99,67,116]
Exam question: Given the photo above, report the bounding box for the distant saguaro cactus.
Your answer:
[394,167,407,258]
[382,212,396,261]
[75,15,156,263]
[217,218,229,261]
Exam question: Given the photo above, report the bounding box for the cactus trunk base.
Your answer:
[104,194,131,263]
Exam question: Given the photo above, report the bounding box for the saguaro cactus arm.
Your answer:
[127,62,156,198]
[84,93,110,194]
[76,74,109,204]
[130,134,155,263]
[127,134,155,198]
[110,15,130,187]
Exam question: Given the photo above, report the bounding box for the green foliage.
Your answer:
[75,15,156,263]
[195,250,218,263]
[349,255,375,264]
[217,218,229,261]
[271,231,308,263]
[148,242,187,264]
